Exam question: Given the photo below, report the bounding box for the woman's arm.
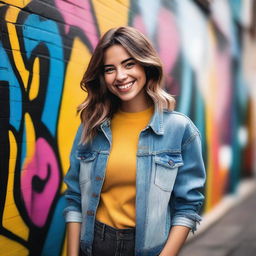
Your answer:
[159,226,190,256]
[64,126,83,256]
[67,222,81,256]
[160,122,205,255]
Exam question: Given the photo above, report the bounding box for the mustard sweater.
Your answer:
[96,106,153,228]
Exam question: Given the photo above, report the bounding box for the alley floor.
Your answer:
[179,184,256,256]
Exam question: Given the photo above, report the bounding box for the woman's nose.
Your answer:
[116,68,128,81]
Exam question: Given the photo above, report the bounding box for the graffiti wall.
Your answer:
[0,0,255,255]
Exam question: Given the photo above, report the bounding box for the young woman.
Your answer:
[64,26,206,256]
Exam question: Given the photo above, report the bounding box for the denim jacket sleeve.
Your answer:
[171,121,206,233]
[63,125,83,223]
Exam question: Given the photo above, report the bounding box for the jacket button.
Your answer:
[95,176,103,181]
[92,193,99,198]
[87,210,94,216]
[168,160,174,167]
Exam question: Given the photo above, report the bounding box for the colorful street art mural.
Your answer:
[1,0,255,255]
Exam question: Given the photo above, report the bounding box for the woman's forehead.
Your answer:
[104,45,131,65]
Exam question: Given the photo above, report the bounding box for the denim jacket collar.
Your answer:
[147,105,164,135]
[100,119,110,128]
[100,104,165,136]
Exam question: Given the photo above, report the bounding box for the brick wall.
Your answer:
[0,0,255,255]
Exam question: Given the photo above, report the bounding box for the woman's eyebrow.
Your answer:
[121,57,134,64]
[104,57,134,67]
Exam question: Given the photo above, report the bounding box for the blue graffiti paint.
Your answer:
[22,14,65,136]
[137,0,161,38]
[229,0,243,24]
[41,196,67,256]
[177,53,193,116]
[194,82,206,146]
[20,125,27,170]
[236,61,249,110]
[0,41,22,131]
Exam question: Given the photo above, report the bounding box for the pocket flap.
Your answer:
[76,151,96,162]
[155,154,183,168]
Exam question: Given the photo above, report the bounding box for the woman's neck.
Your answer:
[120,95,153,113]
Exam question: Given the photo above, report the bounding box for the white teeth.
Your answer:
[117,81,134,89]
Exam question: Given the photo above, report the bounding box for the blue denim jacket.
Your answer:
[64,108,206,256]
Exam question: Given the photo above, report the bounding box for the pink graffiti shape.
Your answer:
[133,8,179,73]
[21,138,60,227]
[133,8,180,93]
[55,0,98,48]
[133,15,147,35]
[157,7,180,74]
[216,49,231,124]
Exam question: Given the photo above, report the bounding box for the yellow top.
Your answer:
[96,106,154,228]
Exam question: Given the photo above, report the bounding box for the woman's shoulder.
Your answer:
[72,124,88,150]
[163,109,195,125]
[162,110,200,137]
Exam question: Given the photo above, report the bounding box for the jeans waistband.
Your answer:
[94,220,135,240]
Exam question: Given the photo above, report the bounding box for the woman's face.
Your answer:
[103,44,149,112]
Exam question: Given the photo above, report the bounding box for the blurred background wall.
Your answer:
[0,0,255,255]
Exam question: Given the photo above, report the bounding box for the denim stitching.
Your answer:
[181,131,199,150]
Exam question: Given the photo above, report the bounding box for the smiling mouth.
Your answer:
[116,80,135,91]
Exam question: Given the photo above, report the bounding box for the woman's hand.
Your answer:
[67,222,81,256]
[159,225,190,256]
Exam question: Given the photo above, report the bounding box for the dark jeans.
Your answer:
[80,220,135,256]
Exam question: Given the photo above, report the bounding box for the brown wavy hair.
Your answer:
[78,26,175,144]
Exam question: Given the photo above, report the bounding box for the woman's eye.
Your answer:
[104,67,114,74]
[126,62,135,68]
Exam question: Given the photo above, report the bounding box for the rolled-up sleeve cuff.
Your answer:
[65,211,83,223]
[172,214,202,233]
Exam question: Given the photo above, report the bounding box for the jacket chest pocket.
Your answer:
[77,152,96,185]
[154,154,184,192]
